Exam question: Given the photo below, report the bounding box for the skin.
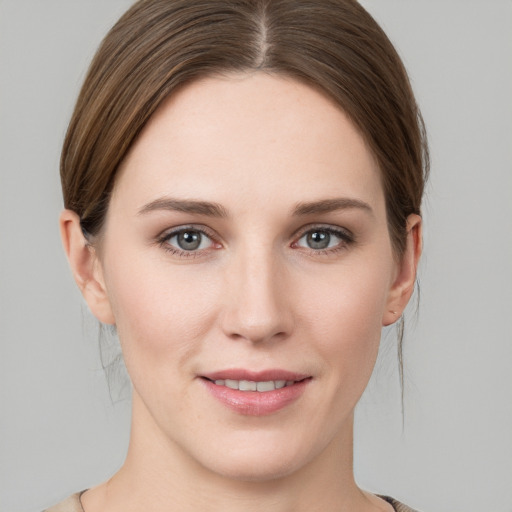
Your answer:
[61,73,421,512]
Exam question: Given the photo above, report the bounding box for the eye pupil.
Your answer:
[177,231,201,250]
[307,231,330,249]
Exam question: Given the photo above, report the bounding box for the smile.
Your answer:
[200,371,311,415]
[209,379,297,392]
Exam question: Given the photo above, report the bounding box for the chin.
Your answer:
[206,454,301,483]
[190,429,323,483]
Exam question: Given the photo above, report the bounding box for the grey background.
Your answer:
[1,1,511,511]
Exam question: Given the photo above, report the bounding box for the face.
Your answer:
[86,73,409,481]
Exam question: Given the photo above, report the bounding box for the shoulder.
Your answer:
[43,492,84,512]
[378,495,422,512]
[43,491,418,512]
[41,491,420,512]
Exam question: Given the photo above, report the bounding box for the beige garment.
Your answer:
[43,491,420,512]
[43,492,84,512]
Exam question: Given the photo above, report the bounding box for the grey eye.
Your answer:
[177,231,201,250]
[168,230,213,251]
[306,230,331,249]
[296,228,347,251]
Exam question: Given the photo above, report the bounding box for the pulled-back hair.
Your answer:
[61,0,428,256]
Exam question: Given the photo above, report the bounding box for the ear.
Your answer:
[59,209,115,325]
[382,214,423,326]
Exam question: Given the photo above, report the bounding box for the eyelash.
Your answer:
[156,224,355,258]
[156,225,218,258]
[292,225,355,256]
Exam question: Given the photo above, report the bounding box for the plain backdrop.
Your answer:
[1,1,511,511]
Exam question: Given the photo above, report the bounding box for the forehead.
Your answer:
[113,73,383,213]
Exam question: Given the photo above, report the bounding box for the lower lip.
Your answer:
[201,378,310,416]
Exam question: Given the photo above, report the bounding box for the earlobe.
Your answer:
[382,214,422,326]
[59,210,115,325]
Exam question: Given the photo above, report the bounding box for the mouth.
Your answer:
[199,370,312,415]
[203,377,306,392]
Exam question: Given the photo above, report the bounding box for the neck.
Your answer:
[86,392,372,512]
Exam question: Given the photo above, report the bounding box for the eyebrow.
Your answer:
[138,196,372,219]
[292,197,373,217]
[138,197,229,218]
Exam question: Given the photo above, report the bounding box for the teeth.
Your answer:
[212,379,296,392]
[239,380,257,391]
[225,379,238,390]
[256,381,275,392]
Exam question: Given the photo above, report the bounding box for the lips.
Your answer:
[200,369,311,416]
[210,378,294,392]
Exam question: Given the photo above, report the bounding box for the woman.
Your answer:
[49,0,427,510]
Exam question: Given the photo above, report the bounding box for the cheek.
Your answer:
[103,251,222,378]
[296,256,393,376]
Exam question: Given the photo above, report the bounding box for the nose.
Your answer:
[220,246,293,344]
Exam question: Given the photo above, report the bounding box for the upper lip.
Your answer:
[201,369,310,382]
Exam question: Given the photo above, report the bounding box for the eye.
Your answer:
[160,227,215,254]
[294,227,353,252]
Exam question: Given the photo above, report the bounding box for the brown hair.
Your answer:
[62,0,428,253]
[61,0,429,394]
